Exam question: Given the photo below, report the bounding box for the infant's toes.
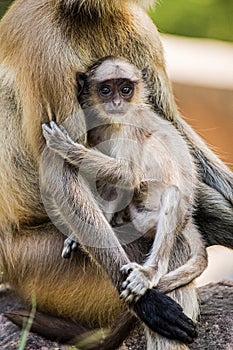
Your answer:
[120,287,137,304]
[132,283,148,297]
[121,262,140,275]
[125,279,139,294]
[124,293,137,304]
[120,265,133,276]
[122,281,144,304]
[62,245,72,259]
[71,241,79,252]
[120,288,130,301]
[122,279,130,290]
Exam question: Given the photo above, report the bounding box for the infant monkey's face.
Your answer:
[97,78,135,116]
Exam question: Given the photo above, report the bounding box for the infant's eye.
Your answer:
[121,86,133,95]
[100,86,111,95]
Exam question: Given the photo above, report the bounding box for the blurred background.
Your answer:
[1,0,233,286]
[150,0,233,287]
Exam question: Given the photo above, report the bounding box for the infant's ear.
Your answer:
[76,72,87,97]
[141,66,148,78]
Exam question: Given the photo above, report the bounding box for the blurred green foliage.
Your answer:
[0,0,12,18]
[151,0,233,42]
[0,0,233,42]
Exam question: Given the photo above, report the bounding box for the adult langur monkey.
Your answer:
[0,0,232,349]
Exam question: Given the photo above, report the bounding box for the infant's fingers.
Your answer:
[50,121,64,136]
[59,124,69,135]
[49,121,57,129]
[42,123,52,135]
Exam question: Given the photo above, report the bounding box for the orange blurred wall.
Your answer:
[173,83,233,170]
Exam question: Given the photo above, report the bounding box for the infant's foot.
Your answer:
[120,262,155,303]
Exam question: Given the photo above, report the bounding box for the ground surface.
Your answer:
[0,282,232,350]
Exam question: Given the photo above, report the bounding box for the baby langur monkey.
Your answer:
[43,56,207,306]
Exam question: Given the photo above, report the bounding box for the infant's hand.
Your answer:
[42,121,74,151]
